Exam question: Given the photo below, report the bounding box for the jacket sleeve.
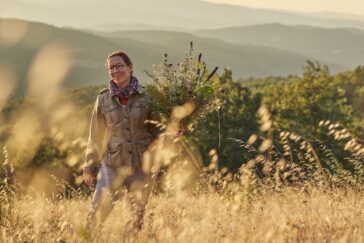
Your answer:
[83,95,106,176]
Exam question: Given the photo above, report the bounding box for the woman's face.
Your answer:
[107,55,133,88]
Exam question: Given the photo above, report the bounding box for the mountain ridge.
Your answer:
[0,18,348,100]
[2,0,364,30]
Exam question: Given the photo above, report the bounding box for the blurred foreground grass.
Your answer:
[1,185,363,242]
[1,98,363,242]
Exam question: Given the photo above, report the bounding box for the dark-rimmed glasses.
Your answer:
[107,63,126,71]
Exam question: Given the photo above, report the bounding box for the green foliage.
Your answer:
[30,138,68,167]
[190,68,262,169]
[258,61,353,139]
[333,66,364,137]
[145,42,225,131]
[190,61,364,179]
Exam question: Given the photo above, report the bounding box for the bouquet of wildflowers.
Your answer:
[144,42,225,132]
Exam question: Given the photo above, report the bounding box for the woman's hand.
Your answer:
[83,172,95,186]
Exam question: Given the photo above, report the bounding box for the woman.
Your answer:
[83,50,161,231]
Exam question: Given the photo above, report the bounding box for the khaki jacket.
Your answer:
[83,85,160,175]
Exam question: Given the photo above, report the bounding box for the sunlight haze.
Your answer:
[204,0,364,16]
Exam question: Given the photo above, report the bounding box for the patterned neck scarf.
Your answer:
[109,76,139,99]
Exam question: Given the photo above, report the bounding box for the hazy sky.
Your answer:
[205,0,364,15]
[16,0,364,16]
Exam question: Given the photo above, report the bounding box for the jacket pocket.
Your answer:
[131,103,148,126]
[104,105,121,126]
[106,143,122,167]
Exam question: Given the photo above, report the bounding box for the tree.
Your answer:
[190,68,262,170]
[259,61,353,140]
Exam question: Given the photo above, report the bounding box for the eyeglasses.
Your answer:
[107,63,126,71]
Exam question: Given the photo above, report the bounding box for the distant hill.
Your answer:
[86,23,192,32]
[98,29,346,77]
[197,23,364,67]
[0,19,121,98]
[0,19,346,99]
[2,0,364,31]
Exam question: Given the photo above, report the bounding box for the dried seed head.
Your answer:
[247,134,258,145]
[259,139,272,152]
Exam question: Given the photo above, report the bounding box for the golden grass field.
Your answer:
[1,183,363,242]
[1,105,364,242]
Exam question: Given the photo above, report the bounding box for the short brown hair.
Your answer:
[106,50,133,67]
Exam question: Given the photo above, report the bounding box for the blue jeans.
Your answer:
[91,163,117,211]
[90,162,153,224]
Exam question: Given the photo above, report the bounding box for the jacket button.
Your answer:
[127,140,131,143]
[129,151,132,154]
[125,116,128,119]
[126,127,130,131]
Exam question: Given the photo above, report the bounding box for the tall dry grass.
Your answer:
[1,103,364,242]
[1,184,363,242]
